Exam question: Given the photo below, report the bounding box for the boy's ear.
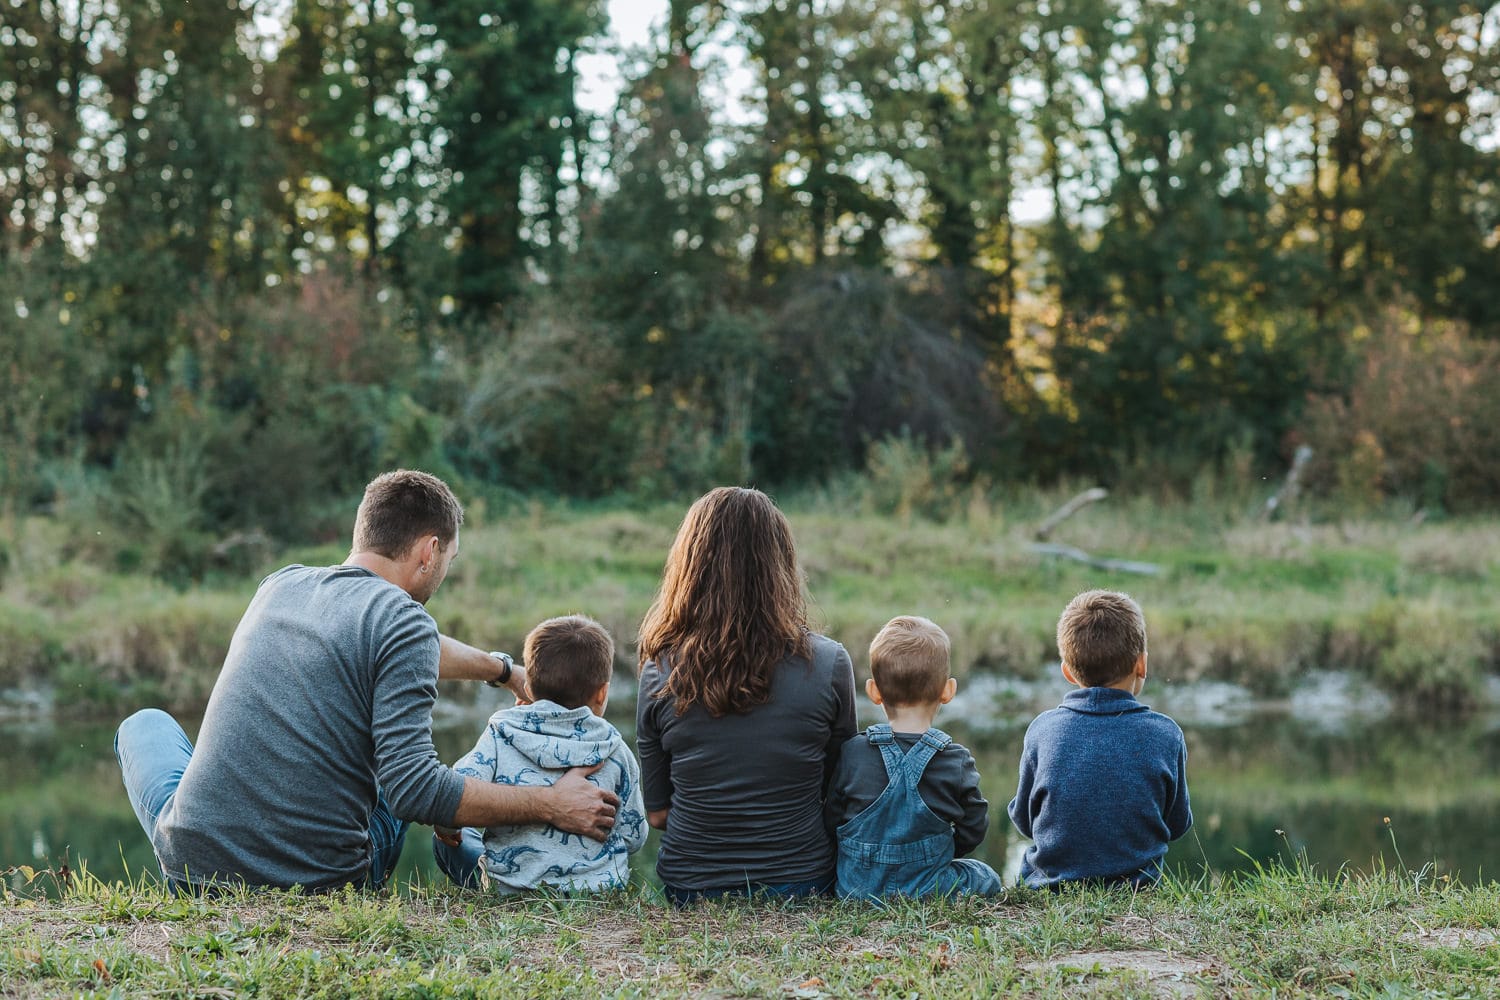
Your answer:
[864,677,884,706]
[591,681,611,711]
[1135,652,1148,679]
[938,677,957,704]
[1060,661,1082,687]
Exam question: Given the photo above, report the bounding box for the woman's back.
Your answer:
[637,633,855,891]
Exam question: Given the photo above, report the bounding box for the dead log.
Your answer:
[1027,542,1162,576]
[1034,488,1109,541]
[1259,445,1313,522]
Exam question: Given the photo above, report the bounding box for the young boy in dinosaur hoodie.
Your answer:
[434,615,647,893]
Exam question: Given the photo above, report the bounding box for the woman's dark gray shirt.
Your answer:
[636,633,857,890]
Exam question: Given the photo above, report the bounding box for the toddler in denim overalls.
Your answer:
[824,616,1003,900]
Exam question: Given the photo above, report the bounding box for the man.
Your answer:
[114,469,617,890]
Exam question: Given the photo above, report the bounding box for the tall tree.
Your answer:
[280,0,422,277]
[1040,0,1314,471]
[413,0,604,315]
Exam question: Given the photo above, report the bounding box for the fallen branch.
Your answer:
[1259,445,1313,522]
[1034,487,1109,541]
[1027,542,1162,576]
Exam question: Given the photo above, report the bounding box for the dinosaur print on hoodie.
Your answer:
[452,699,648,893]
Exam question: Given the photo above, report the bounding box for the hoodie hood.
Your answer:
[489,700,625,769]
[1059,687,1150,716]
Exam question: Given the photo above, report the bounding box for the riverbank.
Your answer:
[3,864,1498,997]
[4,492,1499,717]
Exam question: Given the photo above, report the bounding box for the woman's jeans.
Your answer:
[114,708,407,890]
[662,875,834,906]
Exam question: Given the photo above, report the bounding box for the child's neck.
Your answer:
[882,702,941,734]
[1095,675,1140,695]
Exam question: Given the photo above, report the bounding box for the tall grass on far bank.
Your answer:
[2,479,1499,718]
[3,854,1499,997]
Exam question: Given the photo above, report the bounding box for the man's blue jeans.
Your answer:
[114,708,408,890]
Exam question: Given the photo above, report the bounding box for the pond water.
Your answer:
[4,677,1499,894]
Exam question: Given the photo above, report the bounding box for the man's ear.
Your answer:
[417,534,441,572]
[864,677,884,706]
[938,677,958,704]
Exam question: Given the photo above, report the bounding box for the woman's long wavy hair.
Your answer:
[638,487,810,717]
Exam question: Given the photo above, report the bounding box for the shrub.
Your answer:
[860,431,981,522]
[1301,305,1500,513]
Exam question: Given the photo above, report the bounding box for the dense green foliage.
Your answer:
[4,1,1499,569]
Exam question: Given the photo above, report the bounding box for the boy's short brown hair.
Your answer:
[523,615,614,709]
[869,615,951,706]
[1056,590,1147,687]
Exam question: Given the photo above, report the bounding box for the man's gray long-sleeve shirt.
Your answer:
[153,565,466,889]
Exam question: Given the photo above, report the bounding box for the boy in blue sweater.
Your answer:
[1008,590,1192,888]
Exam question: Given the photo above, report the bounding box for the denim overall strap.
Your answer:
[867,724,907,782]
[896,729,951,790]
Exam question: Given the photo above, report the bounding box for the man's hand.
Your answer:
[503,661,532,704]
[545,764,619,841]
[434,824,463,848]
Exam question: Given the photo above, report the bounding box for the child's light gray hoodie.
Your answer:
[453,699,648,893]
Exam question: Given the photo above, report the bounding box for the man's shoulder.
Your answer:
[261,563,411,600]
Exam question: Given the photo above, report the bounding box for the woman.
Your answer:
[636,486,856,903]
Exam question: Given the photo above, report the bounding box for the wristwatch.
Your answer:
[485,651,514,688]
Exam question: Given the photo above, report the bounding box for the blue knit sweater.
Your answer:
[1007,687,1192,888]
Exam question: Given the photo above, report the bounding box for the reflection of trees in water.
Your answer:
[0,723,160,893]
[5,709,1499,889]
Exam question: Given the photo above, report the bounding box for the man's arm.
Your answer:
[437,634,529,702]
[449,766,619,841]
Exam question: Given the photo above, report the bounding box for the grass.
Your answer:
[3,860,1499,998]
[3,486,1499,716]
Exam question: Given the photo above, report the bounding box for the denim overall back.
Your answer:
[835,725,965,900]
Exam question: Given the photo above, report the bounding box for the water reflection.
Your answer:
[4,690,1498,894]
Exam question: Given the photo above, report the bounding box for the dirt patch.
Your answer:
[1401,927,1500,949]
[1030,949,1216,998]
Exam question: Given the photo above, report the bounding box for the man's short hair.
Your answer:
[524,615,615,709]
[1056,590,1147,687]
[869,615,951,706]
[351,470,464,559]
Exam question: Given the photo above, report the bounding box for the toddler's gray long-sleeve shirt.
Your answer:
[153,565,466,889]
